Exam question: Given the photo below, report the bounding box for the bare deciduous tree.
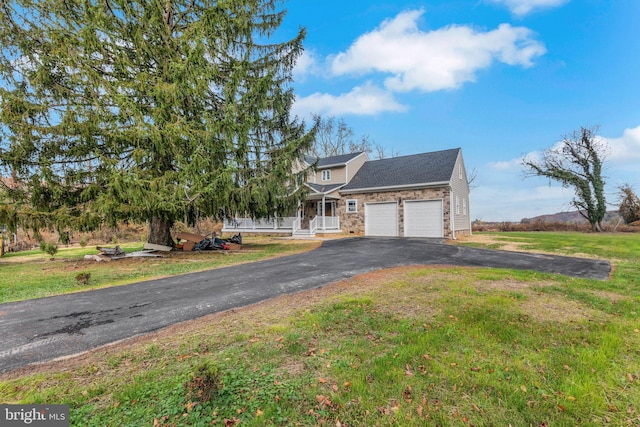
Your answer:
[310,115,356,158]
[374,143,400,159]
[309,115,398,160]
[618,184,640,224]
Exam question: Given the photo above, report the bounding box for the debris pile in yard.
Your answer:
[176,232,242,251]
[83,233,242,261]
[84,245,163,262]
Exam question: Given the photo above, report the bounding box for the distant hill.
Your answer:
[521,210,621,224]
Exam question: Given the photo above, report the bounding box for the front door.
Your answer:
[318,201,335,217]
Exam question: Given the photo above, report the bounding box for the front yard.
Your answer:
[1,232,639,425]
[0,237,320,303]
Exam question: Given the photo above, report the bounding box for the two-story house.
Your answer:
[223,148,472,239]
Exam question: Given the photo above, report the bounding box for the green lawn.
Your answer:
[1,232,639,426]
[0,238,320,303]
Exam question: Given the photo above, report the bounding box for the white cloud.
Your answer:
[330,9,546,93]
[603,125,640,164]
[487,0,570,16]
[293,81,407,117]
[489,151,541,171]
[293,49,321,80]
[489,158,522,171]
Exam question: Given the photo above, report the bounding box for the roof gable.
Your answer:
[342,148,461,191]
[306,183,345,194]
[306,152,366,169]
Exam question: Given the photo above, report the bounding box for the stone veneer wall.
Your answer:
[337,187,452,238]
[301,202,318,229]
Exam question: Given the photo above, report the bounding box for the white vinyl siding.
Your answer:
[449,151,471,233]
[365,202,398,236]
[404,200,444,238]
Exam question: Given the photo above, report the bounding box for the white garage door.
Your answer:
[365,202,398,236]
[404,200,443,238]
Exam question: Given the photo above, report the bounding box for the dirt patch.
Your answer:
[454,234,530,252]
[279,358,306,377]
[586,289,630,303]
[330,266,444,319]
[473,279,603,323]
[453,234,582,257]
[520,294,603,323]
[475,280,556,293]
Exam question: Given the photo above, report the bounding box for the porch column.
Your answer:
[322,195,326,230]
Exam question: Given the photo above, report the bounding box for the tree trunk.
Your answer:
[148,216,175,247]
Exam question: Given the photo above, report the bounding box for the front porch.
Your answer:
[221,215,340,237]
[222,196,342,237]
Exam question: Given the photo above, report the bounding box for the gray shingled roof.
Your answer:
[305,152,364,169]
[342,148,460,191]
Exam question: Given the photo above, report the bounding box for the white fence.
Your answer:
[317,216,340,230]
[222,217,297,232]
[223,215,340,234]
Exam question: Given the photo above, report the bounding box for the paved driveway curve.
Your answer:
[0,238,610,374]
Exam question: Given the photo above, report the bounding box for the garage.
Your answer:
[404,200,443,238]
[365,202,398,236]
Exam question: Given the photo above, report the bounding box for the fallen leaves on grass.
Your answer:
[316,394,333,407]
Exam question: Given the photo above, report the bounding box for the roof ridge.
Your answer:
[365,148,460,164]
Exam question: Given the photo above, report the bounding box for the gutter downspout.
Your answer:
[449,186,456,240]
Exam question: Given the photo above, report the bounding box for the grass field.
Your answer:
[0,238,320,303]
[1,232,639,426]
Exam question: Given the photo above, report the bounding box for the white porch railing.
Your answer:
[317,215,340,230]
[223,216,297,233]
[223,215,340,235]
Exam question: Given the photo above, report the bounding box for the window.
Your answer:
[347,199,358,213]
[459,164,463,179]
[463,198,467,216]
[455,196,460,215]
[321,170,331,181]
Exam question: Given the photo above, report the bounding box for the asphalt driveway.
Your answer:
[0,238,610,374]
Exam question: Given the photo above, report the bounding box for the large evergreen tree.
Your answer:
[0,0,313,246]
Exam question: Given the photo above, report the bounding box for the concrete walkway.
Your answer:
[0,238,610,374]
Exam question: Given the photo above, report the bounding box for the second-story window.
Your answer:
[322,170,331,181]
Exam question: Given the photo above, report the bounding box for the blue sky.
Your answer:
[280,0,640,222]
